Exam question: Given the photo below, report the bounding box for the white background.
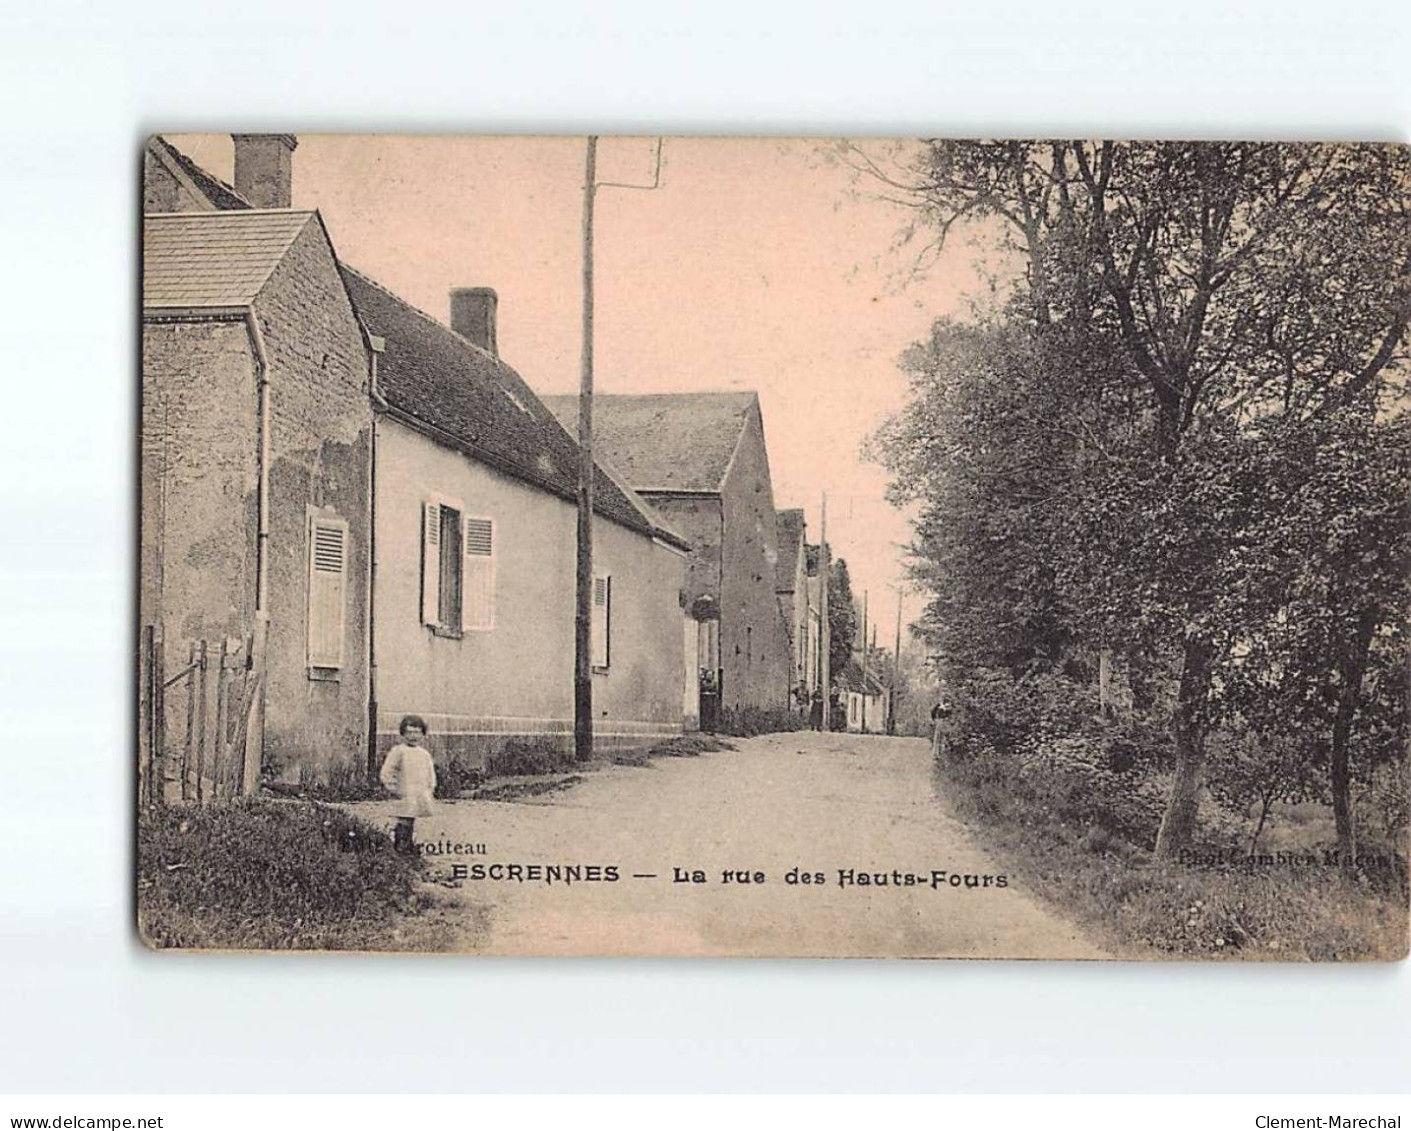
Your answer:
[0,0,1407,1095]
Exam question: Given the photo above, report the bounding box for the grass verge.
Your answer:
[612,733,738,766]
[934,753,1408,961]
[137,799,458,952]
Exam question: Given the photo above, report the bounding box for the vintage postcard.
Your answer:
[137,135,1409,959]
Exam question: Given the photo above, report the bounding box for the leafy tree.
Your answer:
[871,318,1094,679]
[828,557,858,677]
[862,141,1411,857]
[1214,412,1411,861]
[1206,722,1326,853]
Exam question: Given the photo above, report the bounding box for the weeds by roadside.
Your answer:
[934,747,1408,961]
[717,706,807,737]
[137,799,457,951]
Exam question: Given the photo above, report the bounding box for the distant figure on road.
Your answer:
[380,714,438,855]
[931,699,952,760]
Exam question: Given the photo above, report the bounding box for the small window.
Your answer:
[422,500,463,633]
[308,515,348,669]
[592,573,611,670]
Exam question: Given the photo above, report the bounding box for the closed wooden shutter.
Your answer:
[421,501,441,626]
[308,516,348,668]
[462,516,495,631]
[592,573,611,669]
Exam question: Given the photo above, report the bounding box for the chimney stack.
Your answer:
[232,134,298,209]
[450,287,499,356]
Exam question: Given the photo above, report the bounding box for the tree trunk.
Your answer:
[1329,606,1379,870]
[1128,648,1157,712]
[1154,637,1216,860]
[1249,790,1275,854]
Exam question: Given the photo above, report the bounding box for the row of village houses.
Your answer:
[139,133,887,791]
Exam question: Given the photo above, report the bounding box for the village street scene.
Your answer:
[137,136,1409,961]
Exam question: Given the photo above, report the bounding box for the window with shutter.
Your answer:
[592,573,611,670]
[422,498,464,633]
[462,516,495,631]
[307,515,348,669]
[421,501,441,627]
[438,504,463,629]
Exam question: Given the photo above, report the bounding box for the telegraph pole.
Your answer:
[889,587,902,735]
[573,137,664,762]
[574,136,598,763]
[860,589,869,734]
[818,492,830,732]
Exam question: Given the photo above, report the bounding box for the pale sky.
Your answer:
[174,135,996,639]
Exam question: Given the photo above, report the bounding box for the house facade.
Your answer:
[774,508,809,709]
[342,268,692,769]
[142,134,693,791]
[838,660,888,734]
[544,392,793,719]
[141,208,375,788]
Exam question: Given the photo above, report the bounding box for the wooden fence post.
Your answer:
[150,628,166,807]
[242,615,268,797]
[180,642,197,802]
[139,625,153,808]
[194,640,208,805]
[213,638,230,801]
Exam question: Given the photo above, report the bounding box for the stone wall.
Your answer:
[718,405,792,712]
[140,319,259,645]
[251,219,374,785]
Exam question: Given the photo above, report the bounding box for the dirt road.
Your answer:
[353,731,1105,958]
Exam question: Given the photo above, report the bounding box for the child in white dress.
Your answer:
[379,715,437,855]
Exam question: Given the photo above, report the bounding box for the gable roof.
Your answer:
[339,266,687,548]
[140,143,686,549]
[143,210,316,309]
[775,508,806,592]
[542,391,757,494]
[837,658,886,697]
[148,135,253,212]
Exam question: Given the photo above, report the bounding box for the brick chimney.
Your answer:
[449,288,499,356]
[232,134,298,209]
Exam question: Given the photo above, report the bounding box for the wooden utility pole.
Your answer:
[570,137,663,760]
[818,492,830,732]
[860,589,869,733]
[889,587,902,735]
[574,135,598,763]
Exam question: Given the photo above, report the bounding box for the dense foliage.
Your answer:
[828,557,860,676]
[867,141,1410,876]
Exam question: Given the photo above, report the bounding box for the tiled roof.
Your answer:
[143,210,314,309]
[542,391,757,494]
[775,508,806,591]
[149,135,252,211]
[340,266,686,547]
[837,658,886,696]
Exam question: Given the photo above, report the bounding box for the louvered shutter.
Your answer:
[421,502,441,626]
[307,516,348,668]
[592,573,611,669]
[462,516,495,631]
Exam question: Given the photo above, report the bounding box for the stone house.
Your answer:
[142,135,693,787]
[141,207,374,786]
[838,659,888,734]
[774,508,810,709]
[544,391,793,718]
[342,270,693,768]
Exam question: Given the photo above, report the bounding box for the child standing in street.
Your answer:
[379,715,437,855]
